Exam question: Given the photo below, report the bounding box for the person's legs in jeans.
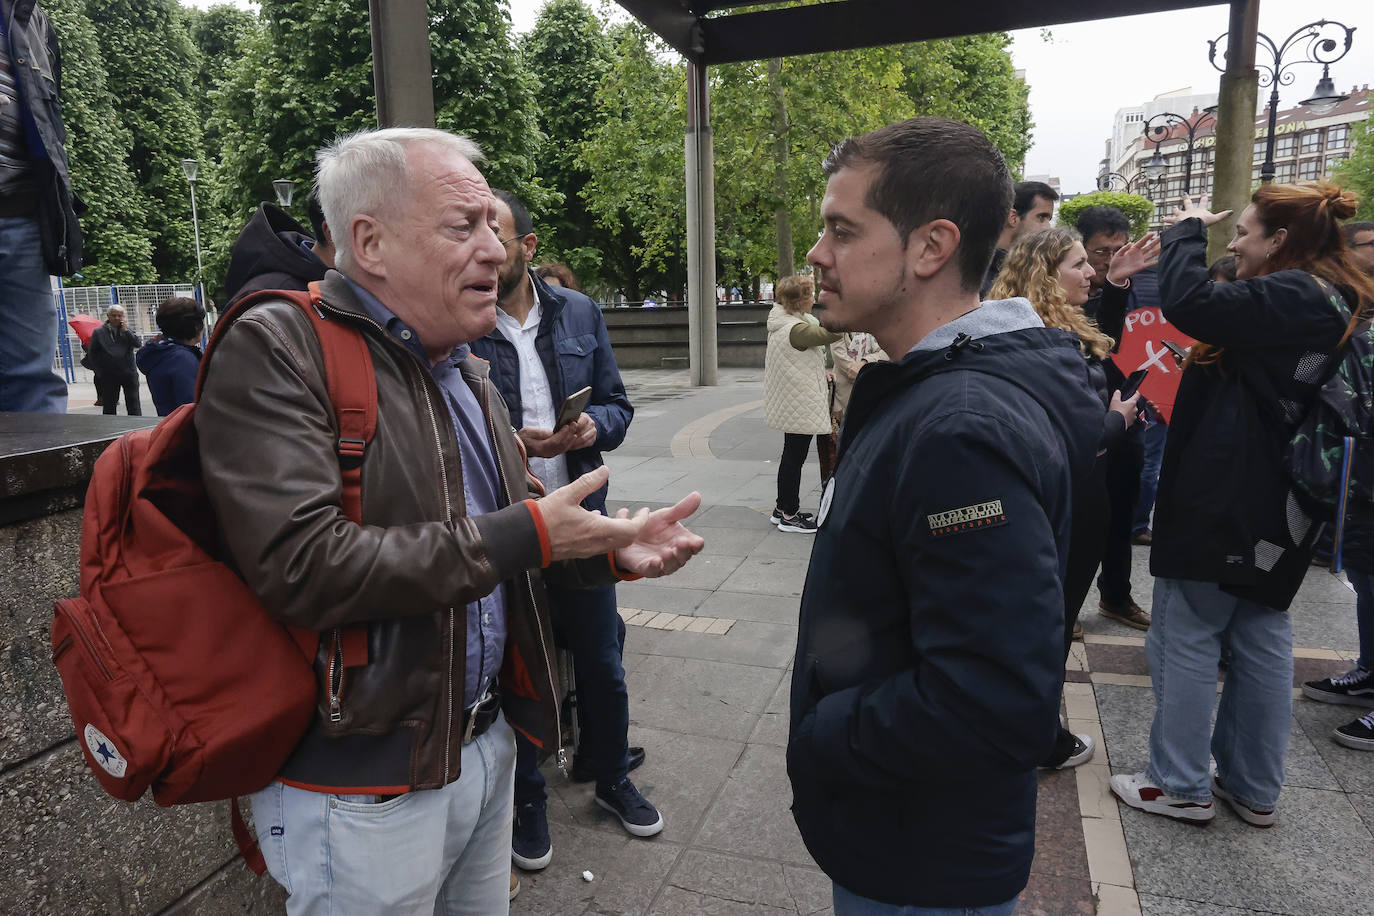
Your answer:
[832,883,1017,915]
[247,715,516,915]
[551,583,630,788]
[1145,578,1233,801]
[1211,601,1293,812]
[94,373,121,416]
[1347,569,1374,671]
[776,433,813,516]
[0,216,66,413]
[120,374,142,416]
[1133,415,1167,535]
[1098,438,1143,606]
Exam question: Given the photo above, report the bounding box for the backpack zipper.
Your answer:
[54,599,113,682]
[482,382,565,773]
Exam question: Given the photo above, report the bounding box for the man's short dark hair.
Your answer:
[1013,181,1059,217]
[493,189,534,237]
[822,117,1014,293]
[1344,221,1374,244]
[1075,205,1131,243]
[156,296,205,342]
[306,186,326,242]
[1208,255,1237,282]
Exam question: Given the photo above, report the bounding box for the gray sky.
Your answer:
[188,0,1374,195]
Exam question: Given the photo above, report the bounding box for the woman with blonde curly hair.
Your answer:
[991,225,1160,769]
[1112,183,1374,829]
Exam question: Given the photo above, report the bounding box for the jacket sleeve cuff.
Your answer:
[470,499,548,575]
[608,551,643,581]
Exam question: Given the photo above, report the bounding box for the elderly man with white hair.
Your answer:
[195,127,705,914]
[86,303,142,415]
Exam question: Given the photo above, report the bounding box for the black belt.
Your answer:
[462,684,502,745]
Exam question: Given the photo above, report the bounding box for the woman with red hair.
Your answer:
[1113,183,1374,828]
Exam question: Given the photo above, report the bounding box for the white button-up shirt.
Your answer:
[495,276,571,492]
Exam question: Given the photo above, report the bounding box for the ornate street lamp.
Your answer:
[180,158,204,303]
[1141,110,1216,196]
[1209,20,1355,183]
[272,179,297,209]
[1097,171,1159,195]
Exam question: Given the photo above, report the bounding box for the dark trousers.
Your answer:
[778,432,833,515]
[1097,437,1143,605]
[515,583,628,802]
[1064,461,1111,657]
[1132,417,1168,534]
[95,373,141,416]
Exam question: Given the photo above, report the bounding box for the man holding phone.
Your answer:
[472,190,659,876]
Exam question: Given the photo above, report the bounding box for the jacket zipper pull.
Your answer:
[330,694,342,724]
[557,747,568,774]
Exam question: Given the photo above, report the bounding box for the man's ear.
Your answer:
[350,214,385,277]
[908,219,962,281]
[1005,208,1020,232]
[522,232,538,264]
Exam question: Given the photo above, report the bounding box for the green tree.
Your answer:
[183,3,261,152]
[1333,119,1374,221]
[44,0,155,284]
[207,0,544,300]
[1057,191,1155,238]
[86,0,203,282]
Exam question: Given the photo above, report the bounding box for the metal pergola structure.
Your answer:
[371,0,1256,385]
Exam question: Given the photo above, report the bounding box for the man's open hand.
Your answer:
[612,492,706,578]
[541,468,644,560]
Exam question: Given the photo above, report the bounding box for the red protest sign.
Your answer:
[1110,307,1195,424]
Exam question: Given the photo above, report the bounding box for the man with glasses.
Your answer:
[470,190,659,880]
[1346,221,1374,277]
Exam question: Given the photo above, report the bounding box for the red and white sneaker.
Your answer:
[1210,775,1277,827]
[1110,772,1215,824]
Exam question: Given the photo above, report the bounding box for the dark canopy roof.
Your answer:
[616,0,1227,66]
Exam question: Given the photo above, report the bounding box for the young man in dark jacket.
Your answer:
[788,117,1102,913]
[0,0,82,413]
[223,201,329,306]
[471,191,651,874]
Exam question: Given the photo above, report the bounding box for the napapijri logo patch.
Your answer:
[926,500,1008,538]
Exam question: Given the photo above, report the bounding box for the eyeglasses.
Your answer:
[1089,246,1126,259]
[498,233,531,248]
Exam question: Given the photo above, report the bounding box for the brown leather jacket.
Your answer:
[196,271,619,792]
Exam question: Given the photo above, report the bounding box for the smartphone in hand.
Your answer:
[1119,369,1148,400]
[555,386,593,429]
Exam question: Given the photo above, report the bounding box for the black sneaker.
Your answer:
[1335,711,1374,750]
[511,801,552,870]
[594,777,664,837]
[1303,666,1374,706]
[570,745,645,784]
[777,512,818,534]
[771,508,814,527]
[1040,730,1095,769]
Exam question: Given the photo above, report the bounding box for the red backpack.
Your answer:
[50,282,374,872]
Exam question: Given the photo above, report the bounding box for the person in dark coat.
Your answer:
[1113,183,1374,828]
[136,296,205,416]
[87,304,141,415]
[222,201,328,306]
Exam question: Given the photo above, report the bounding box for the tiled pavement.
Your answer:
[506,368,1368,916]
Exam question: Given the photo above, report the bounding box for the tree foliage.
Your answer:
[85,0,203,281]
[45,0,155,283]
[1333,120,1374,222]
[1057,191,1156,239]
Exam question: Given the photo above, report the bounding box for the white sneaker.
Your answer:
[1210,775,1277,827]
[1110,772,1214,823]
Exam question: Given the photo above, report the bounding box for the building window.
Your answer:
[1327,155,1348,174]
[1275,135,1297,158]
[1253,139,1267,158]
[1299,131,1322,154]
[1298,158,1320,180]
[1191,149,1211,170]
[1166,177,1184,196]
[1199,173,1214,193]
[1253,163,1263,180]
[1328,125,1350,149]
[1275,161,1296,182]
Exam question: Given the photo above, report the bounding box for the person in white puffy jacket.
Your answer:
[764,274,840,532]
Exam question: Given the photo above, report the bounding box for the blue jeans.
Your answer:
[0,216,66,413]
[1346,569,1374,670]
[1146,578,1292,810]
[833,884,1017,915]
[1132,415,1168,534]
[515,583,629,801]
[248,714,516,915]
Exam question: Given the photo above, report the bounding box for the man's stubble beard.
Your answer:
[497,251,528,302]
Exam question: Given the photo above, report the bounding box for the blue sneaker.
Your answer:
[511,801,552,870]
[595,777,664,837]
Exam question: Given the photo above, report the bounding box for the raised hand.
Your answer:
[1106,232,1161,286]
[613,492,706,578]
[1165,194,1232,228]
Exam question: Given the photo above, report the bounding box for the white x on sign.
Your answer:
[1137,340,1172,374]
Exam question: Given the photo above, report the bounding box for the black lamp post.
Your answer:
[1096,171,1158,195]
[1141,110,1216,196]
[1209,20,1355,184]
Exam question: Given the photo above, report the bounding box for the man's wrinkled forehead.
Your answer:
[406,144,492,207]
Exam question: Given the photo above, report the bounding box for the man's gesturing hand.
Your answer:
[612,492,706,578]
[541,467,644,561]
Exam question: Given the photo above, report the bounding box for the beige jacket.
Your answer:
[764,306,832,434]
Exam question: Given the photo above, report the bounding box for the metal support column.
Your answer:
[368,0,436,128]
[685,60,717,386]
[1209,0,1259,264]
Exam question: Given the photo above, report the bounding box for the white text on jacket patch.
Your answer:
[926,500,1008,539]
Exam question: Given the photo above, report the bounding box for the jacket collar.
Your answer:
[481,269,567,343]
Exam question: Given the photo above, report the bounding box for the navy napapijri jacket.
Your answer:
[787,298,1102,908]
